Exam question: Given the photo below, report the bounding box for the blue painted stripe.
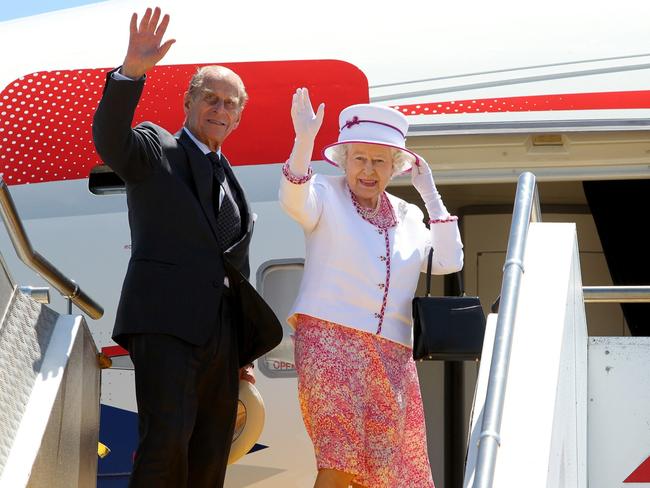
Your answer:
[249,443,269,453]
[96,404,271,487]
[97,404,138,488]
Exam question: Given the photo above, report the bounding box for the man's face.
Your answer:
[184,73,243,151]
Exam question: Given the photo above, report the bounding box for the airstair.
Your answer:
[0,177,103,488]
[461,173,650,487]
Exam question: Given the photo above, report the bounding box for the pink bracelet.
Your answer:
[429,216,459,224]
[282,161,313,184]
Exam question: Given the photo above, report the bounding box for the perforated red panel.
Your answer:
[0,60,368,185]
[394,90,650,115]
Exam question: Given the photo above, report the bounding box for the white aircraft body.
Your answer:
[1,1,650,486]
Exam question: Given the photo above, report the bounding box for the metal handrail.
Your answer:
[0,177,103,319]
[473,171,540,488]
[18,286,50,304]
[583,286,650,303]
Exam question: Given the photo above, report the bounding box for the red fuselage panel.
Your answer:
[0,60,369,185]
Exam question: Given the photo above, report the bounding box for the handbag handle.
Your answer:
[425,248,433,297]
[424,247,465,298]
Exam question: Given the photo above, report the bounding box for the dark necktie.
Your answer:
[207,152,242,250]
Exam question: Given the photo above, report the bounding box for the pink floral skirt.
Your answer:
[294,314,435,488]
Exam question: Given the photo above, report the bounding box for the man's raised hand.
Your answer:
[121,7,176,79]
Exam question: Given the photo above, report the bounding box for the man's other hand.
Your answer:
[121,7,176,79]
[239,363,255,384]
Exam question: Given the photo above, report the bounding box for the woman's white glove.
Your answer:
[288,88,325,175]
[411,159,450,220]
[291,87,325,140]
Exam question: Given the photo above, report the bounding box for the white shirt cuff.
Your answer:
[111,69,144,81]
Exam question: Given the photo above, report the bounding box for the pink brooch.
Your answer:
[343,116,360,129]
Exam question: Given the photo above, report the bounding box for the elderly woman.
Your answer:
[279,88,463,488]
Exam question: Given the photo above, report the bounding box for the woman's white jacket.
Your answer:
[279,174,464,348]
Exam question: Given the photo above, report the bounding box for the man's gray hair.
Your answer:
[187,65,249,109]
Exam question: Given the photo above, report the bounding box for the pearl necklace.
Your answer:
[349,187,397,229]
[356,195,381,219]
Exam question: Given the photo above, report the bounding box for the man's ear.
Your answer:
[183,91,191,115]
[232,110,242,130]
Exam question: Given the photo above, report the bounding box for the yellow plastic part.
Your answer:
[98,442,111,459]
[97,352,113,369]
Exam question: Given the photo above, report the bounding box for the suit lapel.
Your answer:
[176,130,220,244]
[221,154,253,237]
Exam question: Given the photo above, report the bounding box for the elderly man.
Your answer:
[92,7,282,487]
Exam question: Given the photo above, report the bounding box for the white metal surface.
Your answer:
[0,311,99,488]
[0,292,57,473]
[466,223,588,487]
[3,0,650,126]
[588,337,650,487]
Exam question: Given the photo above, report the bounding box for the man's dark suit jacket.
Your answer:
[92,70,282,366]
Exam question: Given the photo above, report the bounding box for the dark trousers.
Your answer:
[127,295,239,488]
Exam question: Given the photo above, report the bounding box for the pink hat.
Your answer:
[322,104,419,173]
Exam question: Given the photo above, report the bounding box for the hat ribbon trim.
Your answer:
[341,116,405,138]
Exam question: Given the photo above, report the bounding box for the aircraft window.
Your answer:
[88,164,125,195]
[256,259,304,378]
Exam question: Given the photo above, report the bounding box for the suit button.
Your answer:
[212,280,221,288]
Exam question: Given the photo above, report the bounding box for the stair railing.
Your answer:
[472,171,540,487]
[0,176,103,319]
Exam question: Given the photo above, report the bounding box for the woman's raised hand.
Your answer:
[411,158,450,219]
[291,88,325,141]
[121,7,176,80]
[411,156,435,195]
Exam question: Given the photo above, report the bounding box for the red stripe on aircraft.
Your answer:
[3,64,650,187]
[625,455,650,482]
[102,345,129,357]
[0,60,368,185]
[394,91,650,116]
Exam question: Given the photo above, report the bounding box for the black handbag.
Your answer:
[412,249,486,361]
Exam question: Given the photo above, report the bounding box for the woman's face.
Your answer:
[345,143,393,207]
